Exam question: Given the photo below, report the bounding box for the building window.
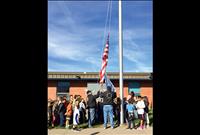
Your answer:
[57,81,70,99]
[87,83,106,95]
[128,82,141,96]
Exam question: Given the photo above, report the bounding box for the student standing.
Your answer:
[143,96,150,128]
[72,100,81,131]
[52,100,59,127]
[65,100,73,129]
[79,98,86,124]
[126,99,136,130]
[136,96,146,130]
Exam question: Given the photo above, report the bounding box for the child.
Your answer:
[125,95,132,125]
[126,99,136,129]
[52,100,59,128]
[114,97,120,126]
[72,100,81,131]
[132,99,138,129]
[65,100,73,129]
[48,101,52,127]
[79,98,86,124]
[136,96,146,130]
[143,96,150,128]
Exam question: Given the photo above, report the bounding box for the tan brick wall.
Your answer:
[114,81,153,107]
[140,82,153,107]
[48,81,57,100]
[69,80,88,99]
[47,80,153,106]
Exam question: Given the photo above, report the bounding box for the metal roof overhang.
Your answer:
[48,78,151,81]
[48,72,152,80]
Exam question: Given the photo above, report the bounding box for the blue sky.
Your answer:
[48,1,152,72]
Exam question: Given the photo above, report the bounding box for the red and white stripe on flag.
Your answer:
[100,34,109,84]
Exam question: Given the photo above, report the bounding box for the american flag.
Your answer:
[104,74,116,92]
[99,33,109,84]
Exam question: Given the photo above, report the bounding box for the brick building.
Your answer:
[48,72,153,107]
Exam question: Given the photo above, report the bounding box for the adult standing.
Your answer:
[86,90,99,128]
[58,97,66,127]
[100,86,116,129]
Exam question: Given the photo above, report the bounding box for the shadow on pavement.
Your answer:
[90,132,100,135]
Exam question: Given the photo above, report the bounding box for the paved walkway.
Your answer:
[48,126,152,135]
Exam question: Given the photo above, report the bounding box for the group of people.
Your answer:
[124,93,150,130]
[48,86,150,131]
[48,95,86,130]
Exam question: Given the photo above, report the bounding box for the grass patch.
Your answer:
[149,108,153,126]
[78,123,89,129]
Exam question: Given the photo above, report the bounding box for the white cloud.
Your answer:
[48,61,89,72]
[48,1,152,72]
[123,28,152,40]
[48,3,106,65]
[122,30,152,72]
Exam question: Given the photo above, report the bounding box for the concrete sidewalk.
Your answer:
[48,126,153,135]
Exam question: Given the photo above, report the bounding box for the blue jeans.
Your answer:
[88,108,95,127]
[59,112,64,126]
[103,105,114,128]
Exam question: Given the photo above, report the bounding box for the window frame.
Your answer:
[128,82,141,96]
[56,81,70,98]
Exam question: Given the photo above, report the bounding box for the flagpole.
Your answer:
[119,0,124,125]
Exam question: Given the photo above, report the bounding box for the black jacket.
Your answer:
[100,91,116,105]
[87,93,99,108]
[58,103,66,114]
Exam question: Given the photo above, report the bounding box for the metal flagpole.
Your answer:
[119,0,124,125]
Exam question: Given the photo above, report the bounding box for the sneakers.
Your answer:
[137,126,142,130]
[138,126,144,130]
[72,128,80,132]
[65,125,69,129]
[141,125,144,129]
[104,127,106,129]
[76,128,81,131]
[88,125,93,128]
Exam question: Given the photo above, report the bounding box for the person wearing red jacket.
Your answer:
[65,100,73,129]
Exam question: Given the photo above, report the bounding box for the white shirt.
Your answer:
[79,102,86,110]
[58,101,61,105]
[136,100,145,114]
[73,106,80,125]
